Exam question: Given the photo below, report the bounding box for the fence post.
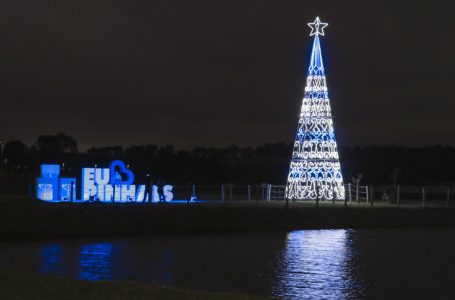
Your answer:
[356,185,360,204]
[370,186,374,208]
[447,188,450,208]
[247,185,251,201]
[316,185,320,208]
[397,185,400,207]
[348,183,352,202]
[366,186,369,204]
[192,184,196,200]
[344,192,347,207]
[267,184,272,201]
[221,184,225,203]
[422,187,425,207]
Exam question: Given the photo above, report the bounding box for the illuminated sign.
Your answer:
[36,160,173,203]
[37,164,76,201]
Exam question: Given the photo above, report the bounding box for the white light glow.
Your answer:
[308,16,328,37]
[286,18,345,200]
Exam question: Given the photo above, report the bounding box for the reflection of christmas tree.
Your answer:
[285,17,345,201]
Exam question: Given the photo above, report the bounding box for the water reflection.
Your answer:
[78,243,113,280]
[150,250,174,285]
[40,244,64,274]
[1,229,455,298]
[273,230,361,300]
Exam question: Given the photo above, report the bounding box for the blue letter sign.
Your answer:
[36,160,173,203]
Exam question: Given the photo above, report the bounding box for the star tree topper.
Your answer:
[308,17,328,36]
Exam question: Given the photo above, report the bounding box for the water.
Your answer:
[0,228,454,299]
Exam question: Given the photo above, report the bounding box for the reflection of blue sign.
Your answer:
[36,164,76,201]
[36,160,173,203]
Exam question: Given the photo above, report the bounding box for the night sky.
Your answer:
[1,1,454,150]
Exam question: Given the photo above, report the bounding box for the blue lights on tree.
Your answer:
[285,17,345,201]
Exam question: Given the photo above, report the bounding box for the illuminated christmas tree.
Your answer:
[285,17,345,200]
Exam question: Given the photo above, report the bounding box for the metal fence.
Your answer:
[1,178,455,208]
[265,184,369,202]
[263,184,454,208]
[345,183,369,203]
[169,184,271,203]
[372,185,453,207]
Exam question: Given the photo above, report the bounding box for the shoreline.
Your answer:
[0,271,269,300]
[0,198,454,241]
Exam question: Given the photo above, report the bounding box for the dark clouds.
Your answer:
[0,1,454,149]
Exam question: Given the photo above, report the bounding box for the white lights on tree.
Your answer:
[308,17,328,36]
[285,17,345,201]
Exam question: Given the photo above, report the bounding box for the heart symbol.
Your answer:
[109,160,135,185]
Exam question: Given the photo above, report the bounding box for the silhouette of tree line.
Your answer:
[1,133,455,188]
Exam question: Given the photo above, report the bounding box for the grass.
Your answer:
[0,196,454,240]
[0,272,270,300]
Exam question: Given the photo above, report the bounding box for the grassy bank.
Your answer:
[0,199,455,240]
[0,272,269,300]
[0,197,454,240]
